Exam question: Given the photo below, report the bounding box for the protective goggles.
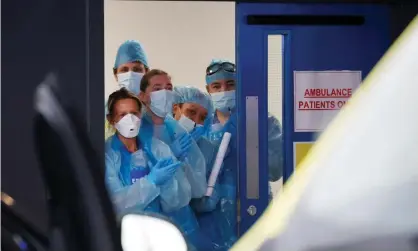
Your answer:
[206,62,236,76]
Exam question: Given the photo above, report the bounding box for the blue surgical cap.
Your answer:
[173,86,213,113]
[205,59,237,85]
[114,40,149,69]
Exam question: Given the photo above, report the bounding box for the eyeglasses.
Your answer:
[206,62,236,76]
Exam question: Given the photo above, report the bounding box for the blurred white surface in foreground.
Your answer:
[121,214,187,251]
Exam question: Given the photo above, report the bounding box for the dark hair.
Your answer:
[107,88,142,117]
[140,69,170,92]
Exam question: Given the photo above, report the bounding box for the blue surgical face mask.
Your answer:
[149,90,174,118]
[211,90,236,114]
[117,71,144,95]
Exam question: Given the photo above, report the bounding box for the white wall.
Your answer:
[104,0,235,98]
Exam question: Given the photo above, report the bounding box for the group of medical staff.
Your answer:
[104,40,284,251]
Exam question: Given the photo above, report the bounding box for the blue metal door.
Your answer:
[236,3,390,235]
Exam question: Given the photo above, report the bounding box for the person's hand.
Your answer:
[190,126,205,142]
[170,133,192,160]
[146,158,181,186]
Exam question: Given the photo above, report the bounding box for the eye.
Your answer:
[132,67,145,73]
[120,67,129,73]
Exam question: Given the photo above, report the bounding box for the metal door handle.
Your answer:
[246,96,259,199]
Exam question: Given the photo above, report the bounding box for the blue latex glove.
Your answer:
[170,133,192,160]
[146,158,181,186]
[190,126,205,142]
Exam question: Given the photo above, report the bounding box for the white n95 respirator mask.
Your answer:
[178,114,203,133]
[149,90,174,118]
[115,114,141,138]
[117,71,144,95]
[211,90,236,114]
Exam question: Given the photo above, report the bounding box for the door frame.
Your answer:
[236,1,392,235]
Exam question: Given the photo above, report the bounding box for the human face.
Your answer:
[114,61,148,78]
[108,98,141,126]
[173,103,208,125]
[206,79,236,94]
[139,74,173,105]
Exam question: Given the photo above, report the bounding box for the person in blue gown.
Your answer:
[200,59,284,250]
[173,86,237,250]
[105,88,182,221]
[205,59,283,183]
[138,70,211,250]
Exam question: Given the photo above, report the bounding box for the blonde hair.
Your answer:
[105,120,115,139]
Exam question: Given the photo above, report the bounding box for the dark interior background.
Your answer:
[1,0,417,235]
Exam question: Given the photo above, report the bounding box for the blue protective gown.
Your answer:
[189,136,218,212]
[105,134,183,220]
[191,112,283,250]
[139,113,212,251]
[202,116,238,250]
[190,133,236,251]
